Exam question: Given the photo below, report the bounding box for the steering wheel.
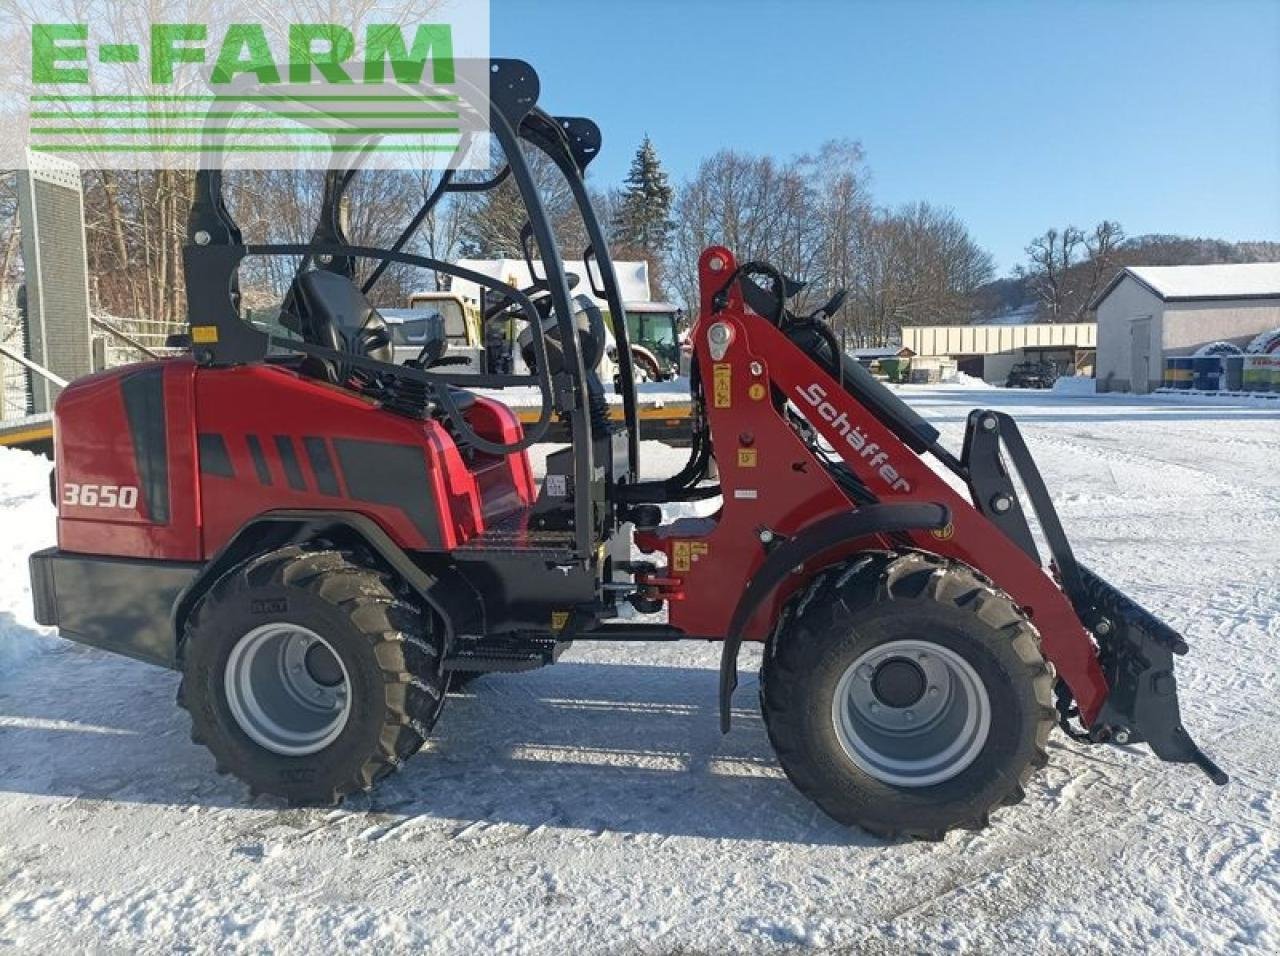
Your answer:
[483,273,581,323]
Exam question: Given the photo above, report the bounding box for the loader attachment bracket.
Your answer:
[719,503,950,732]
[965,411,1226,786]
[1081,567,1228,785]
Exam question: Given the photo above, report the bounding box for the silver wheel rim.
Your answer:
[224,624,352,757]
[832,639,991,787]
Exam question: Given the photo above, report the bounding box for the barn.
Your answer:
[1092,263,1280,393]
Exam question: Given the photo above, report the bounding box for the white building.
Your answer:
[900,323,1096,384]
[1092,263,1280,393]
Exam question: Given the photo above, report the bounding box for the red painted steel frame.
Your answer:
[637,247,1109,724]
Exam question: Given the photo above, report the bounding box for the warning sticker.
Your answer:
[713,363,732,408]
[748,383,766,401]
[551,611,570,631]
[672,541,709,573]
[737,448,758,468]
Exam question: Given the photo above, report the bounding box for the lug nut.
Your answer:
[991,495,1013,514]
[750,361,764,376]
[1113,728,1131,744]
[193,230,210,246]
[758,529,775,544]
[981,415,998,432]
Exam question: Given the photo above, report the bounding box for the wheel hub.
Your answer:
[871,658,927,709]
[832,639,992,787]
[224,624,352,757]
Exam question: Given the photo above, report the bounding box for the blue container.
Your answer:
[1165,357,1194,390]
[1192,356,1224,391]
[1224,356,1245,391]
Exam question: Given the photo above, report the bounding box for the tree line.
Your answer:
[2,136,1277,349]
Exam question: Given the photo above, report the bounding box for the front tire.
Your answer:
[180,547,446,805]
[761,551,1055,839]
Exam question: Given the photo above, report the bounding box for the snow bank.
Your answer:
[1153,388,1280,409]
[1193,341,1244,357]
[1052,376,1097,395]
[1246,328,1280,354]
[0,447,58,668]
[948,371,990,389]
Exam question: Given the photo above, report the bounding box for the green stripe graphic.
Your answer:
[32,111,461,120]
[31,143,463,153]
[31,94,461,103]
[31,127,462,136]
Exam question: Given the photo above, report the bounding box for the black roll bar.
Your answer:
[184,59,606,558]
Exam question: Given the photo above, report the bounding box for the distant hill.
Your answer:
[973,236,1280,324]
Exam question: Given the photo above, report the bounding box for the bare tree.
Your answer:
[1019,220,1125,322]
[668,145,990,347]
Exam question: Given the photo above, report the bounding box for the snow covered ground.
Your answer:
[2,385,1278,953]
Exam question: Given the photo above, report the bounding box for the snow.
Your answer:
[948,371,990,389]
[977,302,1039,326]
[1247,328,1280,355]
[447,260,653,310]
[1123,263,1280,301]
[3,387,1280,953]
[474,377,693,409]
[0,448,56,670]
[1053,376,1098,395]
[1194,341,1245,357]
[1153,388,1280,409]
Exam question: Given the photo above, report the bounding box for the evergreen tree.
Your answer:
[611,136,674,289]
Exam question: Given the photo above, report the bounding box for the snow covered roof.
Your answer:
[1093,262,1280,308]
[439,259,652,308]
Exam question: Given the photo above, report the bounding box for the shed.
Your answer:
[1091,263,1280,393]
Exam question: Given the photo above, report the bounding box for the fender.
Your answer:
[718,502,950,731]
[173,509,485,660]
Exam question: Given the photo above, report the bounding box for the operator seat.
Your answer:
[291,270,394,384]
[289,269,478,420]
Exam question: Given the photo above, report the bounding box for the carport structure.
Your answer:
[900,323,1096,385]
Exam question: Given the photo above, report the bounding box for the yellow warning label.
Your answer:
[672,541,710,573]
[713,363,732,408]
[737,448,758,468]
[191,325,219,344]
[748,383,766,401]
[551,611,570,631]
[673,541,691,572]
[930,523,955,541]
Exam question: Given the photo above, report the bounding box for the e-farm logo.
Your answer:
[7,1,490,170]
[32,23,457,87]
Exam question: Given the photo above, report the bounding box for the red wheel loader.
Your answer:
[28,60,1224,838]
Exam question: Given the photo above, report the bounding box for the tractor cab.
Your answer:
[623,301,683,381]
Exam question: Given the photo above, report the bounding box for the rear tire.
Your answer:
[631,350,661,383]
[761,551,1054,839]
[179,546,446,806]
[448,671,483,692]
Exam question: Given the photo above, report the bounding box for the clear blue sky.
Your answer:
[492,0,1280,274]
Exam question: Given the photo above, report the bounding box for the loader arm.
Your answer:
[639,246,1224,787]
